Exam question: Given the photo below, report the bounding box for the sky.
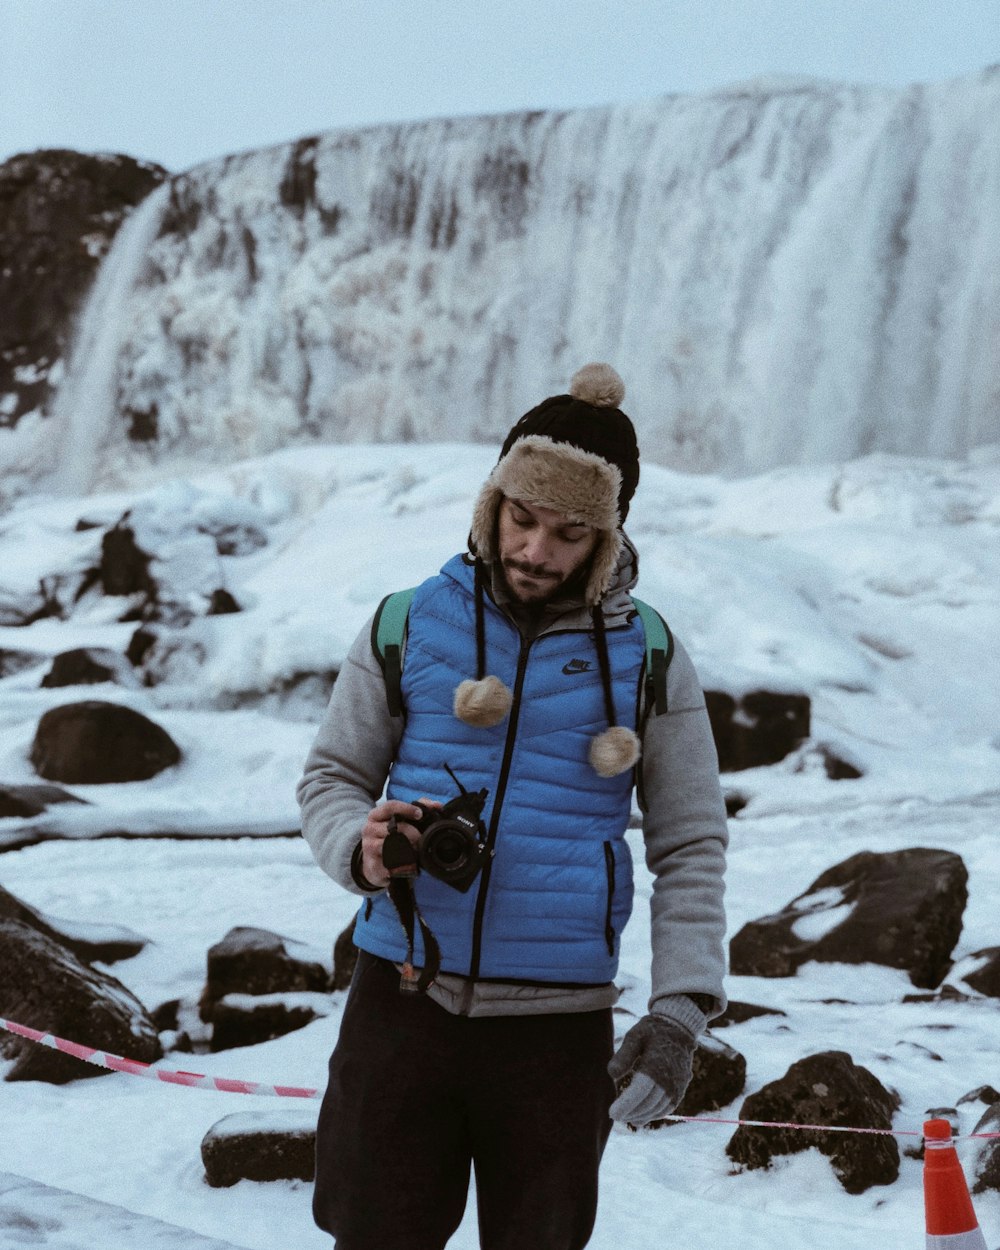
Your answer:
[2,0,999,172]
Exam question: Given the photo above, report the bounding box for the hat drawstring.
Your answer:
[588,605,642,778]
[474,558,487,680]
[453,561,514,729]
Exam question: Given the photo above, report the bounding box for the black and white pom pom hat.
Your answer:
[456,363,643,778]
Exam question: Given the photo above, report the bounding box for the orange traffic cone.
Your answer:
[924,1118,987,1248]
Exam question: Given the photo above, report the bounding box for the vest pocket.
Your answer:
[603,841,616,956]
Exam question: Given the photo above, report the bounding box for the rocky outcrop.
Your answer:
[729,848,968,989]
[971,1101,1000,1194]
[199,926,332,1051]
[0,885,147,963]
[201,1109,316,1187]
[670,1033,747,1122]
[726,1051,900,1193]
[29,699,181,783]
[0,150,166,428]
[704,690,810,771]
[41,647,140,689]
[0,918,161,1082]
[0,783,86,820]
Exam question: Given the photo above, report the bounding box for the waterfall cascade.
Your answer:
[18,69,1000,490]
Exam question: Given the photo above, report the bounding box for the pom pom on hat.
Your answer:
[454,675,513,728]
[588,725,641,778]
[569,363,625,409]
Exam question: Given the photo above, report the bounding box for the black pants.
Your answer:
[314,951,615,1250]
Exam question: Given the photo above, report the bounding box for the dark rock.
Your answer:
[729,848,967,989]
[332,918,358,990]
[959,1086,1000,1108]
[0,782,87,819]
[30,699,181,783]
[819,747,863,780]
[201,926,330,1020]
[0,885,147,963]
[0,150,167,429]
[726,1051,900,1193]
[209,994,327,1052]
[201,1110,316,1187]
[712,1000,788,1028]
[99,522,155,597]
[41,647,139,689]
[950,947,1000,998]
[704,689,810,771]
[126,627,158,668]
[971,1103,1000,1194]
[207,588,240,616]
[0,918,161,1082]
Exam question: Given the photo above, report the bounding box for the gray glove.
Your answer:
[607,1014,697,1126]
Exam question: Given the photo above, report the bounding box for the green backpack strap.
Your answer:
[370,587,417,717]
[631,597,674,718]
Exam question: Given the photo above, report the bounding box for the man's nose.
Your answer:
[521,529,551,566]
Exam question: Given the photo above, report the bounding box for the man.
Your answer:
[297,363,728,1250]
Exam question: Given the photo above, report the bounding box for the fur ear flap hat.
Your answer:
[469,362,640,606]
[457,363,643,776]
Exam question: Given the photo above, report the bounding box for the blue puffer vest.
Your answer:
[353,554,646,984]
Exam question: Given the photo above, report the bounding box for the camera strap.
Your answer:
[387,877,441,993]
[383,817,441,993]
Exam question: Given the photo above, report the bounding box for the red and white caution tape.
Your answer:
[3,1016,1000,1138]
[0,1017,321,1099]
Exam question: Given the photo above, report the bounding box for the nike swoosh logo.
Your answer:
[562,659,593,675]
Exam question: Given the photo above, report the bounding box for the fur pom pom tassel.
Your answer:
[589,725,641,777]
[454,676,513,728]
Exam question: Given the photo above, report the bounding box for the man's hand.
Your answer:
[607,1015,697,1127]
[360,799,440,887]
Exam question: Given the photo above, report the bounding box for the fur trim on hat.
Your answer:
[470,435,623,603]
[454,675,512,728]
[569,363,625,409]
[589,725,641,777]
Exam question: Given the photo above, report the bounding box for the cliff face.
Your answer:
[0,150,167,430]
[4,70,1000,497]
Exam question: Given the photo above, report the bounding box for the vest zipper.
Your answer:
[603,841,616,956]
[468,634,532,981]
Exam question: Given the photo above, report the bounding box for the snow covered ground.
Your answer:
[1,441,998,1248]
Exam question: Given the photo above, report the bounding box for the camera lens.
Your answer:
[427,828,468,870]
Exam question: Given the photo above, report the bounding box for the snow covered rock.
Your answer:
[0,783,86,819]
[209,992,332,1053]
[0,885,147,964]
[712,1000,787,1028]
[726,1051,900,1194]
[971,1101,1000,1195]
[0,918,162,1082]
[704,689,810,772]
[40,646,141,689]
[200,1109,316,1187]
[670,1032,746,1122]
[943,947,1000,998]
[200,926,332,1050]
[29,699,182,783]
[728,848,968,988]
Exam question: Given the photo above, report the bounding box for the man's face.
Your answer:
[496,497,599,605]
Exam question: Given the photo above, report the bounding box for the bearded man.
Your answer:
[297,363,728,1250]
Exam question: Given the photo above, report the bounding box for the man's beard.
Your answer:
[501,557,588,606]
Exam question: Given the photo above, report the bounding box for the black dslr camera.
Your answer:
[383,766,489,893]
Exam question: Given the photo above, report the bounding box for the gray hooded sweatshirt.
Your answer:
[297,537,728,1032]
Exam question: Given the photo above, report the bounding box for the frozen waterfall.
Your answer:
[39,69,1000,486]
